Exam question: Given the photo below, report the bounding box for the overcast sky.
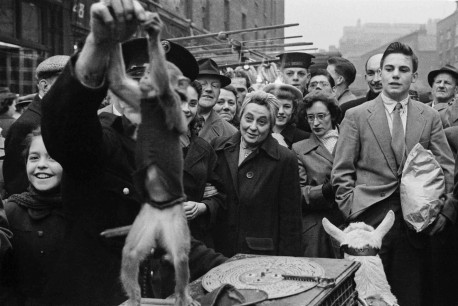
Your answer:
[284,0,456,52]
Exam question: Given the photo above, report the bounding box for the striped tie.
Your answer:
[391,103,406,172]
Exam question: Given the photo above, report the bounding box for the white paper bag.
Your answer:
[400,143,445,232]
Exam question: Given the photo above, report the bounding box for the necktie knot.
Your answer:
[394,102,403,111]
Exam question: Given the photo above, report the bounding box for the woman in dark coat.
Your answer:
[2,128,65,305]
[263,83,310,149]
[211,91,302,258]
[292,91,344,258]
[182,81,225,247]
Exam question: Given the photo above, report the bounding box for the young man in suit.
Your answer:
[332,42,455,306]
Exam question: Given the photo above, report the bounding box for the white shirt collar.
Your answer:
[381,92,409,113]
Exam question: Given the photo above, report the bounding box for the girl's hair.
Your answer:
[239,91,279,131]
[22,126,42,161]
[190,80,202,99]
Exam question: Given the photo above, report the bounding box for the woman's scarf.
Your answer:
[8,185,62,220]
[317,128,339,154]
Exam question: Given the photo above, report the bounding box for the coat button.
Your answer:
[380,192,385,197]
[40,250,44,255]
[123,188,130,195]
[37,231,44,237]
[246,171,254,179]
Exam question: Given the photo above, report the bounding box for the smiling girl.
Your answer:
[2,127,65,304]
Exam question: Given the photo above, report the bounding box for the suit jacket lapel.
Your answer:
[367,96,398,176]
[405,99,426,154]
[309,134,334,163]
[449,102,458,125]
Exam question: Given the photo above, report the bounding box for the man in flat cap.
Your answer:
[428,64,458,128]
[197,58,237,143]
[3,55,69,196]
[277,52,314,96]
[327,57,357,106]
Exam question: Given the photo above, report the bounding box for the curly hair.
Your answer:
[303,91,341,129]
[239,91,280,131]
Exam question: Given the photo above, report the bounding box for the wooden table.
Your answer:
[189,254,361,306]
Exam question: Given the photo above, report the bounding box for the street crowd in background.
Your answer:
[0,1,457,306]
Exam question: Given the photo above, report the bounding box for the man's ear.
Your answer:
[38,79,48,92]
[411,71,418,84]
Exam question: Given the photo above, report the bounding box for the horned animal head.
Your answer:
[322,210,395,250]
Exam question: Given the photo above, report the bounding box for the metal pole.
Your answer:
[168,23,299,42]
[185,35,303,50]
[191,42,313,55]
[218,60,280,69]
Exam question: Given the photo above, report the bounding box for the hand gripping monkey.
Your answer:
[106,13,197,306]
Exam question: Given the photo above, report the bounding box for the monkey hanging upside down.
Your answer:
[106,12,198,306]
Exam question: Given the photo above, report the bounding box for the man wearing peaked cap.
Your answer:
[120,38,199,81]
[99,37,199,116]
[428,64,458,128]
[277,52,315,95]
[196,58,237,143]
[3,54,69,197]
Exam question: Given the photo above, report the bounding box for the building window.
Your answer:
[21,1,41,44]
[224,0,230,31]
[0,0,15,36]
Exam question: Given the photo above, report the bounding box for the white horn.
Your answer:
[322,217,346,244]
[374,210,395,240]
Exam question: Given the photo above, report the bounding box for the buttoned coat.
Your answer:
[199,109,237,144]
[293,134,344,258]
[211,132,302,258]
[434,100,458,128]
[332,95,455,223]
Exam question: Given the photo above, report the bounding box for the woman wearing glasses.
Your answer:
[292,91,344,258]
[211,91,302,257]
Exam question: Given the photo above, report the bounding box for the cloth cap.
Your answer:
[36,55,70,79]
[427,64,458,87]
[197,58,231,87]
[277,52,315,70]
[122,38,199,81]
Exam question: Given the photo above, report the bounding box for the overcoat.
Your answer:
[292,134,344,258]
[434,100,458,128]
[211,132,302,257]
[199,109,237,143]
[40,57,226,305]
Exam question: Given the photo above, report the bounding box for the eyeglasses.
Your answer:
[306,112,330,122]
[309,81,331,89]
[198,80,221,89]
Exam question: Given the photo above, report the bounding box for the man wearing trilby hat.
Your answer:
[427,64,458,128]
[196,58,237,143]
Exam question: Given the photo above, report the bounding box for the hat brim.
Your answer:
[262,83,303,102]
[198,73,231,87]
[428,69,458,87]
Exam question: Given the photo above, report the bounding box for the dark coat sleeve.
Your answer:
[41,55,109,180]
[278,151,303,256]
[0,199,12,263]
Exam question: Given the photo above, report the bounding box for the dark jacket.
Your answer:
[3,94,41,196]
[199,109,237,144]
[40,57,224,305]
[2,192,65,304]
[211,132,302,257]
[280,123,310,149]
[292,134,344,258]
[184,137,225,246]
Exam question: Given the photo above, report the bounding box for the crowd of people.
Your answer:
[0,1,457,306]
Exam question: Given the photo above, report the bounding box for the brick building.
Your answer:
[437,2,458,67]
[0,0,285,96]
